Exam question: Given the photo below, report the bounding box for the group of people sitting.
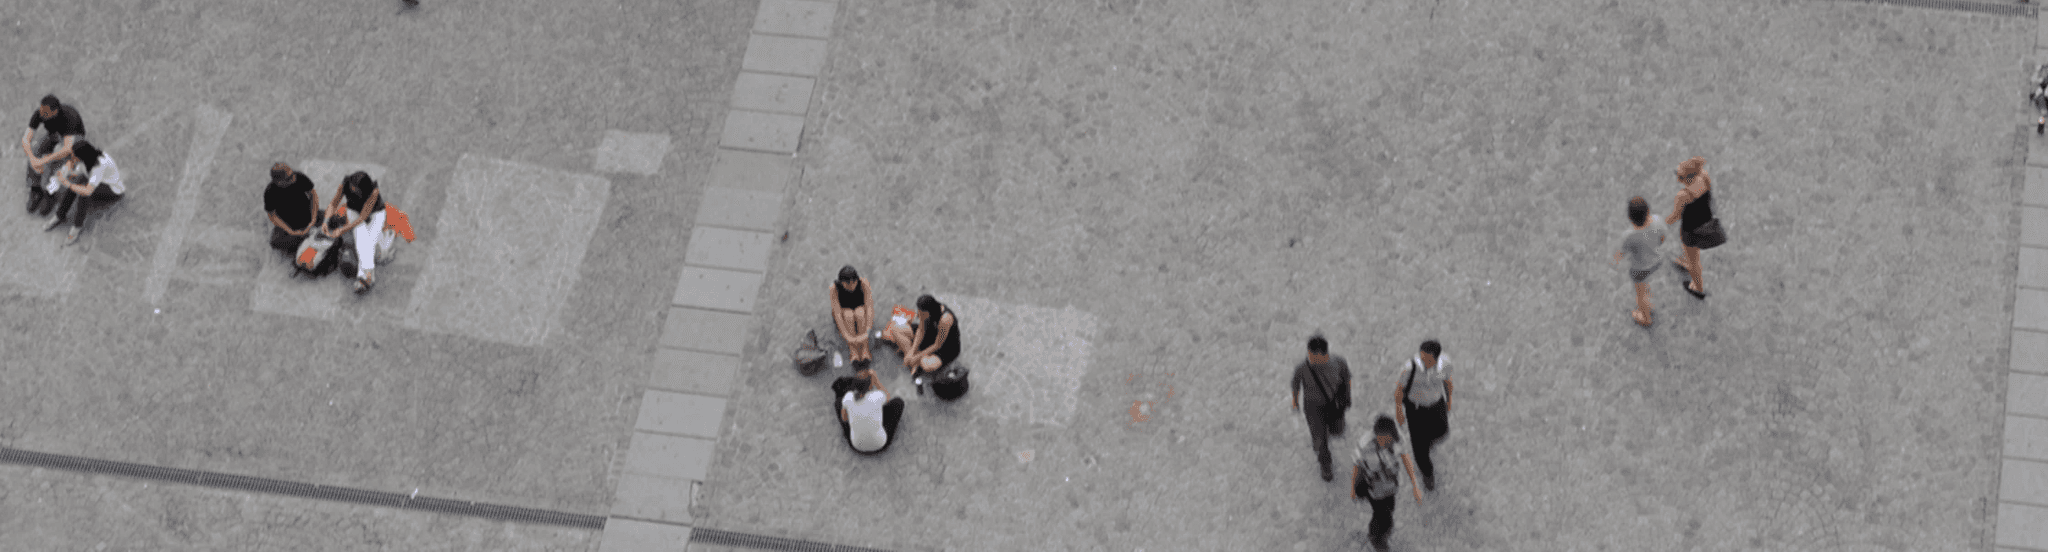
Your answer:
[21,95,122,245]
[262,163,403,293]
[825,265,962,454]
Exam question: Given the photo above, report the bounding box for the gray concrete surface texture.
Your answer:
[697,0,2033,551]
[0,0,756,549]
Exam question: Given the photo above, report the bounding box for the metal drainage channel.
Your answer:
[1832,0,2035,17]
[0,447,606,529]
[690,528,896,552]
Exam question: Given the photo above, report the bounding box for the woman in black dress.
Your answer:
[1664,156,1713,299]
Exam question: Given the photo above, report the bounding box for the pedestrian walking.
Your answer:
[1352,415,1420,552]
[1394,339,1451,491]
[21,95,85,216]
[41,140,122,244]
[1613,197,1665,327]
[1665,156,1724,299]
[1290,334,1353,481]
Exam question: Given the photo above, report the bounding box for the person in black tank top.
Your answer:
[1664,156,1713,298]
[830,266,875,364]
[894,294,960,378]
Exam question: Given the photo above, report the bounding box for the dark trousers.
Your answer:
[1367,495,1396,550]
[1303,402,1347,472]
[271,226,309,253]
[48,185,120,228]
[836,397,905,454]
[1403,400,1449,484]
[24,133,56,211]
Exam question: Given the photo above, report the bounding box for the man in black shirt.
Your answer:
[21,95,85,214]
[1289,333,1353,481]
[264,163,321,254]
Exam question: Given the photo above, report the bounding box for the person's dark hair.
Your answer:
[39,95,60,110]
[851,370,875,395]
[838,265,859,284]
[1373,416,1399,441]
[1307,334,1328,355]
[70,140,101,170]
[916,294,942,318]
[1420,339,1442,358]
[1627,196,1648,226]
[271,163,293,184]
[343,170,373,193]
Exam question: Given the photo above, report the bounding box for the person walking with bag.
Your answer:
[1665,156,1725,299]
[1395,339,1451,491]
[1353,415,1420,552]
[1290,334,1353,481]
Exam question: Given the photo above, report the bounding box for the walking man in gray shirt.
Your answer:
[1395,339,1452,491]
[1291,334,1353,481]
[1613,196,1666,327]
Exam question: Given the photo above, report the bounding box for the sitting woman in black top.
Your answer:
[829,265,875,365]
[883,294,961,392]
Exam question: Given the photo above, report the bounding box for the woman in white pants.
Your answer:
[328,171,391,293]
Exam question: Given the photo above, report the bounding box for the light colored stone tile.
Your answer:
[2027,166,2048,207]
[2015,373,2048,418]
[740,34,829,76]
[598,518,692,552]
[622,432,716,481]
[673,267,765,313]
[732,73,815,115]
[2005,458,2048,507]
[684,227,776,273]
[755,0,836,38]
[2008,415,2048,461]
[2019,330,2048,375]
[610,472,694,525]
[2025,247,2048,290]
[696,187,784,233]
[647,348,739,397]
[635,390,728,439]
[941,295,1101,428]
[709,149,795,194]
[2020,289,2048,334]
[660,307,751,355]
[719,110,807,154]
[1998,502,2048,549]
[595,130,674,176]
[2026,206,2048,248]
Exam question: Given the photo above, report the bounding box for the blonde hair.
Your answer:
[1677,156,1711,188]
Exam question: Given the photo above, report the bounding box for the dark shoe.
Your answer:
[26,196,39,213]
[1320,464,1334,482]
[1683,281,1706,300]
[1423,474,1436,492]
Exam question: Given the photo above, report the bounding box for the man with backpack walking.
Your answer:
[1290,334,1352,481]
[1395,339,1452,491]
[1353,415,1420,552]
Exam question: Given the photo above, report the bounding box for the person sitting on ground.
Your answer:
[831,369,904,454]
[830,265,876,366]
[883,294,961,394]
[22,94,85,215]
[41,140,122,244]
[264,163,321,255]
[327,171,391,293]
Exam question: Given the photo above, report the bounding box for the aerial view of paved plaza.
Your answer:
[0,0,2044,551]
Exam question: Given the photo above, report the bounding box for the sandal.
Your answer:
[1631,310,1652,327]
[1683,280,1706,299]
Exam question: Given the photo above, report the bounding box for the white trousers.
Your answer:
[350,209,388,278]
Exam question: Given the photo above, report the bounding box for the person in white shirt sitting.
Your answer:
[832,369,904,454]
[43,140,121,244]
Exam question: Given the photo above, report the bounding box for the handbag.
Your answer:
[1689,218,1727,250]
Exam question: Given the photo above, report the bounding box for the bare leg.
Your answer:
[852,309,873,360]
[1684,246,1704,293]
[833,308,863,358]
[1633,282,1653,326]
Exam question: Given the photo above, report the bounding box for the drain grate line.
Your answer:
[0,447,607,529]
[690,527,897,552]
[1829,0,2036,17]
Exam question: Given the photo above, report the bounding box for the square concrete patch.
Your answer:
[594,130,673,176]
[2028,166,2048,207]
[719,110,807,154]
[622,432,716,481]
[754,0,836,38]
[2007,415,2048,462]
[660,307,751,355]
[732,72,816,115]
[2004,458,2048,507]
[740,34,829,76]
[647,347,739,397]
[248,160,388,320]
[1998,502,2048,549]
[941,295,1100,428]
[2019,330,2048,375]
[683,227,776,272]
[634,389,728,439]
[2020,289,2048,334]
[672,267,765,313]
[2014,373,2048,418]
[695,186,784,232]
[402,155,610,347]
[611,472,694,525]
[598,518,692,552]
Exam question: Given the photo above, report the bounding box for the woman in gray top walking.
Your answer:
[1614,196,1665,327]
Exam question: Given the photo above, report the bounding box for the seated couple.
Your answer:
[830,266,960,392]
[264,164,404,292]
[831,369,904,454]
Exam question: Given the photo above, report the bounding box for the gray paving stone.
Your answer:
[594,130,674,176]
[708,148,795,194]
[695,186,785,232]
[2026,206,2048,248]
[2008,416,2048,462]
[2020,330,2048,375]
[2015,373,2048,418]
[660,307,751,355]
[672,267,766,313]
[611,472,695,526]
[2021,289,2048,333]
[684,227,777,273]
[740,34,829,76]
[754,0,837,39]
[732,72,816,115]
[719,110,807,154]
[2028,166,2048,207]
[622,432,716,481]
[599,518,693,552]
[2006,458,2048,507]
[634,389,728,439]
[2026,247,2048,290]
[1999,502,2048,550]
[647,348,740,397]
